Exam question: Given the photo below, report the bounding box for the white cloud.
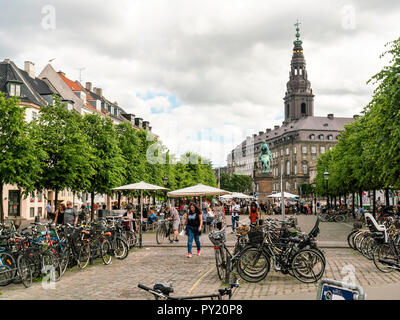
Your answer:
[1,0,400,167]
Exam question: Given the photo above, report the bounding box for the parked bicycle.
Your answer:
[138,277,239,300]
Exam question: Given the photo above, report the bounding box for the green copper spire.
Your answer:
[293,20,302,46]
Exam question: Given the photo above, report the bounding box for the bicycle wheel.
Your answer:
[291,249,325,283]
[77,242,91,269]
[334,215,345,222]
[114,237,129,260]
[373,243,397,273]
[100,239,112,265]
[352,231,365,251]
[360,234,374,259]
[215,248,227,281]
[0,252,15,286]
[236,247,270,283]
[126,231,137,248]
[17,254,32,288]
[41,251,62,282]
[60,246,71,275]
[156,226,166,244]
[347,230,359,249]
[320,214,329,222]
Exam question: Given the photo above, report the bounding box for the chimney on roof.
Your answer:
[135,117,143,128]
[259,131,264,136]
[85,82,92,91]
[353,114,359,120]
[3,58,10,63]
[327,113,334,119]
[58,71,65,77]
[24,61,35,78]
[94,87,103,97]
[114,101,118,106]
[253,134,257,138]
[266,128,271,133]
[274,125,279,130]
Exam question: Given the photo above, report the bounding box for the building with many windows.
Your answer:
[0,58,154,222]
[227,25,354,196]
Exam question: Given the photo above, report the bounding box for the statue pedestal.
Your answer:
[254,172,273,202]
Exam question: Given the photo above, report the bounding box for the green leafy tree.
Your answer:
[0,94,44,222]
[35,98,95,209]
[83,113,126,219]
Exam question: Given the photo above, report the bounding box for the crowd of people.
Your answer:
[44,196,400,260]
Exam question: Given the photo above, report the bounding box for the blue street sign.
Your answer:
[320,284,357,300]
[317,278,365,300]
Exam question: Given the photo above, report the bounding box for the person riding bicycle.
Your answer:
[123,204,137,232]
[165,206,180,243]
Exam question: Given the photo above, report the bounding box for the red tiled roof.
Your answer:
[57,72,82,91]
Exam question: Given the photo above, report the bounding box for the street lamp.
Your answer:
[324,170,330,209]
[162,173,169,205]
[162,173,169,187]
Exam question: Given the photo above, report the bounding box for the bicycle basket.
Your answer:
[208,230,226,245]
[247,230,264,244]
[237,225,249,235]
[122,220,131,231]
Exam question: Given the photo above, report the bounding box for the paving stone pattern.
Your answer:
[1,245,400,300]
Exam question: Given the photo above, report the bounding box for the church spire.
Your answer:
[283,21,314,122]
[293,20,302,47]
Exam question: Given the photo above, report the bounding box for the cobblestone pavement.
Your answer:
[1,244,400,300]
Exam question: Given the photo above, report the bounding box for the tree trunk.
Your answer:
[385,188,390,206]
[117,192,121,209]
[373,189,376,218]
[54,187,59,219]
[359,190,363,208]
[0,183,4,224]
[91,191,95,221]
[352,192,355,218]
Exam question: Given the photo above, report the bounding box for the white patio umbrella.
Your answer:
[267,192,299,199]
[112,181,167,248]
[220,192,252,200]
[167,183,231,210]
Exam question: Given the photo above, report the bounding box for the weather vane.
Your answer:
[294,20,302,46]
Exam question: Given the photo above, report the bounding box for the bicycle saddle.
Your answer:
[153,283,173,295]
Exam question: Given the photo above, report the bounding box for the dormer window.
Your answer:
[309,134,315,140]
[318,134,324,140]
[327,135,333,140]
[8,82,21,97]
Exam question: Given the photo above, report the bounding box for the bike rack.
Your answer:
[317,278,365,300]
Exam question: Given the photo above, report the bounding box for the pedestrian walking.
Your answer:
[214,201,225,230]
[182,203,203,258]
[78,204,89,223]
[53,203,66,225]
[63,201,79,226]
[249,202,259,225]
[230,200,240,233]
[165,205,180,242]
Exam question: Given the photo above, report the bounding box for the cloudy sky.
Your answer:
[1,0,399,167]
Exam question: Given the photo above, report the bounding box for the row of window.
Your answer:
[273,181,297,192]
[309,134,336,140]
[29,207,43,218]
[273,161,308,176]
[272,145,329,158]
